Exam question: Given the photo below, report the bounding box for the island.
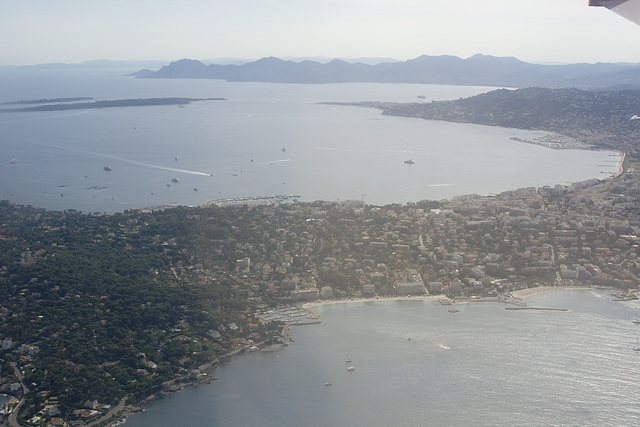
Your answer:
[0,97,226,113]
[1,98,94,105]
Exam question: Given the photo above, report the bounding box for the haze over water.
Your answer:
[0,68,618,214]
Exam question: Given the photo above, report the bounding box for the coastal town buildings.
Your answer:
[2,171,640,424]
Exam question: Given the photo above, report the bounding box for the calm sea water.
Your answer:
[0,68,617,213]
[122,289,640,427]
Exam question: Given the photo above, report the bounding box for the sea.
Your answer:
[121,289,640,427]
[1,68,635,426]
[0,67,618,214]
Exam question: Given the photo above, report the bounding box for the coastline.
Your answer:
[101,285,627,426]
[301,284,634,312]
[509,134,625,179]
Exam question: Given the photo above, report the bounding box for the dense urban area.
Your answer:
[2,166,640,425]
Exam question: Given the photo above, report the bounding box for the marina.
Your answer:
[259,307,315,324]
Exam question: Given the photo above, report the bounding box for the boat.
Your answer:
[282,147,286,152]
[103,166,112,171]
[9,158,18,164]
[347,366,355,371]
[404,159,415,165]
[448,308,459,313]
[633,319,640,324]
[324,381,332,386]
[193,187,198,192]
[345,358,352,363]
[171,178,179,183]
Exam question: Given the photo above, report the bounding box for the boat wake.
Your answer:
[438,344,451,350]
[102,156,212,176]
[428,183,455,187]
[19,139,213,177]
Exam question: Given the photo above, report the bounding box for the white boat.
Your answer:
[103,165,112,171]
[347,366,355,371]
[632,319,640,324]
[324,381,332,386]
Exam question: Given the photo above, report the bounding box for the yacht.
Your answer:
[103,166,112,171]
[347,366,355,371]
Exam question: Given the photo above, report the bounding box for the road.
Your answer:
[7,362,28,427]
[85,397,128,427]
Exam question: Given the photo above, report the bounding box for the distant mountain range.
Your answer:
[129,54,640,89]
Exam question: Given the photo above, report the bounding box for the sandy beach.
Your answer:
[302,285,616,312]
[301,294,447,310]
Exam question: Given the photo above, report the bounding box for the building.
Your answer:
[294,288,319,301]
[362,284,376,297]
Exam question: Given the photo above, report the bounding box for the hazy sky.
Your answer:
[2,0,640,66]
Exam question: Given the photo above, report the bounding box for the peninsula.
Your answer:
[323,87,640,156]
[1,165,640,425]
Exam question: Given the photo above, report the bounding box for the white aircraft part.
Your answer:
[591,0,640,26]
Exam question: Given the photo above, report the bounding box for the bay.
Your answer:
[0,68,617,213]
[122,289,640,427]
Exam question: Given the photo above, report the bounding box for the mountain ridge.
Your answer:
[130,55,640,89]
